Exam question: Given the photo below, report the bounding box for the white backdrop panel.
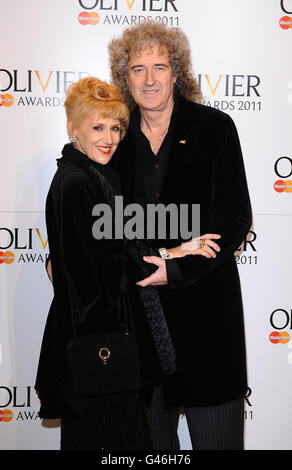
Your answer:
[1,0,292,450]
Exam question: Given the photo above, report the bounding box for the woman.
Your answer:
[35,77,220,450]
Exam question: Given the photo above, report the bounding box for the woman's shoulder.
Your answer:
[55,160,89,187]
[47,161,95,206]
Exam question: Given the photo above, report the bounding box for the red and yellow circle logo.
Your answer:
[269,331,290,344]
[0,409,13,422]
[0,94,14,107]
[274,180,292,192]
[0,251,15,264]
[279,16,292,29]
[78,11,100,25]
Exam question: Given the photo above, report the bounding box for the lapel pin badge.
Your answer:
[179,140,187,144]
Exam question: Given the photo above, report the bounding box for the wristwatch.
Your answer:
[158,247,170,259]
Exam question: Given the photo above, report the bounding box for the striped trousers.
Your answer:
[146,386,244,450]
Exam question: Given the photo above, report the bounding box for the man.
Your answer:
[108,21,252,450]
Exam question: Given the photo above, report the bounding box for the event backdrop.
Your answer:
[1,0,292,450]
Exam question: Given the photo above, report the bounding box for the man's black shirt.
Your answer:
[127,93,183,285]
[129,93,179,206]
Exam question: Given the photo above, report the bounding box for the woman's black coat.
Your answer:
[114,94,253,407]
[35,145,162,419]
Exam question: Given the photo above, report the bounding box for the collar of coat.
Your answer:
[128,90,213,146]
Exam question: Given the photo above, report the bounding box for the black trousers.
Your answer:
[146,386,245,450]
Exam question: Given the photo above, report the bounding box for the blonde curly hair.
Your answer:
[108,21,203,111]
[64,77,129,139]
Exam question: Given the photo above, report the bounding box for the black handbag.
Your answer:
[66,300,140,398]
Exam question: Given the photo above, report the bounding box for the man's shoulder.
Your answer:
[178,95,232,125]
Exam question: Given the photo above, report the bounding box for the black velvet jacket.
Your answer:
[113,94,253,407]
[35,144,164,419]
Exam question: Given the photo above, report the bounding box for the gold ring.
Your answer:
[99,347,111,365]
[199,238,205,249]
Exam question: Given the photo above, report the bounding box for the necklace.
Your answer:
[149,132,166,152]
[141,124,169,153]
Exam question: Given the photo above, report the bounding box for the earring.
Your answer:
[69,136,77,143]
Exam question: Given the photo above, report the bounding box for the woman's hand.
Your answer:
[47,259,53,283]
[136,234,221,287]
[136,256,167,287]
[167,234,221,259]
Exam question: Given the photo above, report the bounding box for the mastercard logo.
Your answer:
[274,180,292,193]
[0,251,15,264]
[78,11,100,25]
[279,16,292,29]
[269,331,290,344]
[0,94,14,107]
[0,409,13,422]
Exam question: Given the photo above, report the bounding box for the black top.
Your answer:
[127,93,182,283]
[113,93,252,407]
[129,91,179,205]
[36,142,166,418]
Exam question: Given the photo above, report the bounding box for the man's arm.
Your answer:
[137,114,252,288]
[136,233,221,287]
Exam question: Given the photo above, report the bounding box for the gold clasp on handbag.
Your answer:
[99,347,111,365]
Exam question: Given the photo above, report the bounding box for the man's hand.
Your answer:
[168,234,221,259]
[136,256,167,287]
